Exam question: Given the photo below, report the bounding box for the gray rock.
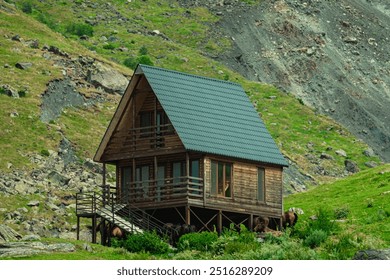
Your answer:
[27,200,40,207]
[345,160,360,173]
[21,234,41,241]
[40,78,85,123]
[87,62,128,94]
[320,153,334,160]
[354,249,390,260]
[335,149,347,157]
[15,62,33,70]
[48,171,70,186]
[0,241,75,258]
[363,148,375,157]
[364,161,378,168]
[1,84,19,98]
[0,225,23,242]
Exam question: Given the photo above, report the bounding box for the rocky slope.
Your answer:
[183,0,390,161]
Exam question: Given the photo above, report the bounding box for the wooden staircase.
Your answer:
[96,205,143,234]
[76,190,172,243]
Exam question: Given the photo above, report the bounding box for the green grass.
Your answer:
[285,164,390,248]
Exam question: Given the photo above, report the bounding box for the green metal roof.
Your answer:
[138,64,288,167]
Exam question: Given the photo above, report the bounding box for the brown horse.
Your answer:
[281,210,298,228]
[254,210,298,233]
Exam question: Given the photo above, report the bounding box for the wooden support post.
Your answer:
[185,205,191,225]
[92,214,97,244]
[154,156,158,200]
[249,214,253,231]
[217,210,222,234]
[186,152,190,196]
[100,220,106,246]
[107,222,112,247]
[102,163,106,186]
[76,216,80,240]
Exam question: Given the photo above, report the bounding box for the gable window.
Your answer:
[257,167,265,202]
[140,112,152,137]
[156,111,173,134]
[211,161,232,197]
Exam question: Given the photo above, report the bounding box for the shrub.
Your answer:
[123,57,138,69]
[123,55,154,70]
[366,198,374,208]
[139,46,148,55]
[103,43,116,50]
[66,23,94,37]
[177,231,218,252]
[121,231,170,254]
[212,225,258,256]
[40,149,50,157]
[294,207,338,242]
[334,206,349,219]
[311,207,338,234]
[21,1,33,14]
[138,55,154,66]
[303,229,328,248]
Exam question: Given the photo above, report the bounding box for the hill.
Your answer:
[0,0,386,247]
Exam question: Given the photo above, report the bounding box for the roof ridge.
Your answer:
[139,64,241,87]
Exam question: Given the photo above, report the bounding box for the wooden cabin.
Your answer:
[77,64,288,242]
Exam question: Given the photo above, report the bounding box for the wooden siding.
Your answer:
[203,157,283,218]
[101,84,184,162]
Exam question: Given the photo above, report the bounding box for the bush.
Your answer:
[123,55,154,70]
[103,43,116,50]
[40,149,50,157]
[139,46,148,55]
[212,225,258,255]
[123,57,138,69]
[138,55,154,66]
[120,231,170,254]
[310,207,338,234]
[65,23,94,37]
[334,206,349,219]
[177,231,218,252]
[21,1,33,14]
[294,207,338,242]
[303,229,328,248]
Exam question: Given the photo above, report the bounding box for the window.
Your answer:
[190,160,200,195]
[121,166,132,200]
[156,111,173,134]
[156,165,165,201]
[211,161,232,197]
[257,167,265,201]
[136,165,150,198]
[173,161,186,186]
[140,112,152,137]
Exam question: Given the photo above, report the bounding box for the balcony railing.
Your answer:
[121,176,204,203]
[120,124,176,151]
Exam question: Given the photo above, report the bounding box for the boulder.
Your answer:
[335,149,347,157]
[48,171,70,186]
[0,225,23,242]
[1,84,19,98]
[344,160,360,173]
[15,62,33,70]
[87,62,128,94]
[354,249,390,260]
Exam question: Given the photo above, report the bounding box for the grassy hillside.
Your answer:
[285,164,390,249]
[1,1,381,181]
[1,165,389,260]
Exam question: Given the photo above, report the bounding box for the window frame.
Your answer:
[257,167,265,202]
[211,160,233,198]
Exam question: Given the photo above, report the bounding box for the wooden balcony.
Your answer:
[120,176,204,208]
